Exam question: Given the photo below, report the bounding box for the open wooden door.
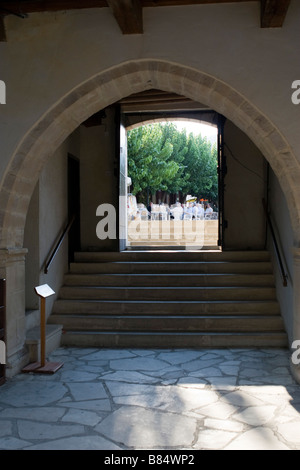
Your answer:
[68,155,81,263]
[217,115,227,249]
[119,110,128,251]
[0,279,6,386]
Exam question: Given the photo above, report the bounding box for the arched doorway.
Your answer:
[124,117,219,250]
[1,60,299,250]
[1,59,299,374]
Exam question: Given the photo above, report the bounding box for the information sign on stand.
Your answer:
[22,284,63,374]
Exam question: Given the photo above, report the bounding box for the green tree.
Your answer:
[160,123,190,194]
[128,124,178,204]
[127,122,218,204]
[183,133,218,201]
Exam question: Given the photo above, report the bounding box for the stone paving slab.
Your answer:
[0,347,300,450]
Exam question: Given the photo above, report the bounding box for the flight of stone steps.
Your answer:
[48,250,288,348]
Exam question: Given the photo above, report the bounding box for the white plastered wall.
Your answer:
[0,1,300,375]
[0,2,299,246]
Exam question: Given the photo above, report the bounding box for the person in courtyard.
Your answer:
[192,203,198,219]
[205,203,213,214]
[196,203,204,219]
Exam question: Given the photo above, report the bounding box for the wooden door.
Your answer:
[119,111,128,251]
[68,155,81,263]
[217,114,227,249]
[0,279,6,386]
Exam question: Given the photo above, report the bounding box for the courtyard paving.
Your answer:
[0,347,300,450]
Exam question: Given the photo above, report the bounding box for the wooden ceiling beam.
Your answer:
[119,89,207,112]
[120,94,192,104]
[0,1,107,15]
[0,0,255,15]
[142,0,253,5]
[106,0,143,34]
[260,0,291,28]
[0,16,6,41]
[0,1,291,30]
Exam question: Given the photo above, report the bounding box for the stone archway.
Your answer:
[2,58,300,375]
[0,59,299,250]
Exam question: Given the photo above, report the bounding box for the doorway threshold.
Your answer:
[125,245,221,252]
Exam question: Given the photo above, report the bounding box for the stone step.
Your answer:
[53,299,281,315]
[63,273,275,287]
[126,245,219,250]
[60,331,288,348]
[128,227,219,235]
[49,314,285,332]
[128,241,217,247]
[59,285,276,301]
[49,250,287,350]
[74,250,271,263]
[70,261,273,275]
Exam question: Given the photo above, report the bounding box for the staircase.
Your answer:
[48,250,288,348]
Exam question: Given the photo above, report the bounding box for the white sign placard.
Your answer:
[34,284,55,299]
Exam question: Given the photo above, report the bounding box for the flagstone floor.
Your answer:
[0,347,300,450]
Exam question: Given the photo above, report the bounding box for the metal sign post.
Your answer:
[22,284,63,374]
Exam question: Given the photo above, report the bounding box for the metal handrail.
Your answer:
[262,198,287,287]
[44,214,75,274]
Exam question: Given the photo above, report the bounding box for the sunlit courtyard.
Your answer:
[127,219,219,249]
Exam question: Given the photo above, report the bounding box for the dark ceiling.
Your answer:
[0,0,292,40]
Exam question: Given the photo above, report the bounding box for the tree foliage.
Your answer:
[127,122,218,203]
[127,124,177,195]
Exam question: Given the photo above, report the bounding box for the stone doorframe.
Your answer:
[0,59,299,375]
